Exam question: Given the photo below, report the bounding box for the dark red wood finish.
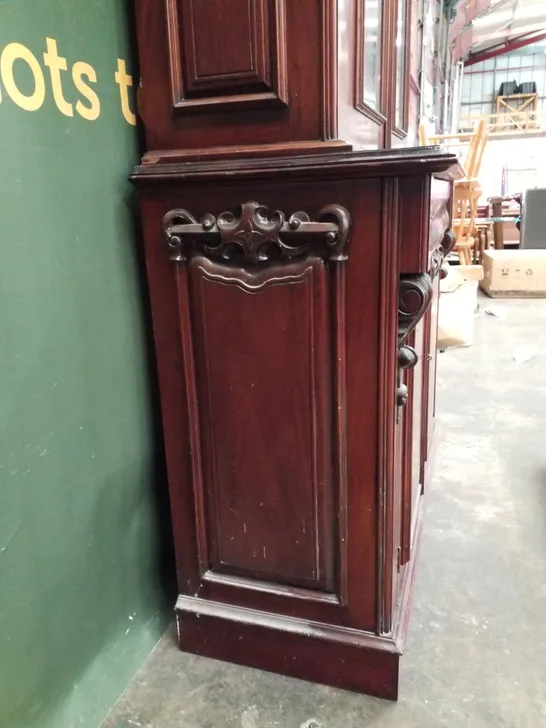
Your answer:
[190,256,336,590]
[132,150,461,699]
[135,0,432,156]
[135,0,332,152]
[132,0,462,701]
[167,0,288,113]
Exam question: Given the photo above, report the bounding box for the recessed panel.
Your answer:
[188,257,335,590]
[185,0,264,91]
[167,0,288,111]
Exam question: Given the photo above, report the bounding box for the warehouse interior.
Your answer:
[1,0,545,726]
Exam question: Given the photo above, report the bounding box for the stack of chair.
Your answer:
[419,119,488,265]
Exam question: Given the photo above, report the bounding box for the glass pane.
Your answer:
[395,0,407,128]
[363,0,382,109]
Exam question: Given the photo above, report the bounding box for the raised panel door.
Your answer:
[136,0,329,152]
[166,0,288,112]
[188,256,335,589]
[158,199,353,603]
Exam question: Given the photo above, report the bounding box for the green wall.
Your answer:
[0,2,173,726]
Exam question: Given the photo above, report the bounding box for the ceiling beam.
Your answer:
[473,22,546,45]
[464,31,546,66]
[454,0,511,41]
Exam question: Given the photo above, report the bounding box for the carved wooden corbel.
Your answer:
[396,273,434,407]
[163,201,351,264]
[397,228,455,405]
[430,228,456,280]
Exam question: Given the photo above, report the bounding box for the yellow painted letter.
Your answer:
[43,37,73,117]
[73,62,100,121]
[114,59,136,125]
[0,43,46,111]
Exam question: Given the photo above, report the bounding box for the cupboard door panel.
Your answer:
[185,0,263,89]
[399,176,430,273]
[166,0,288,112]
[399,323,424,565]
[410,320,424,535]
[186,256,337,591]
[422,275,440,484]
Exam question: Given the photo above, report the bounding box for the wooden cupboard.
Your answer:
[131,0,462,700]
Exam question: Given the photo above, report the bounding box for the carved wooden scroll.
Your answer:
[396,228,454,407]
[397,273,433,407]
[430,228,456,281]
[163,201,351,265]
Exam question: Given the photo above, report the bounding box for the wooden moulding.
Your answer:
[176,596,401,700]
[174,494,426,701]
[142,140,352,165]
[131,147,464,187]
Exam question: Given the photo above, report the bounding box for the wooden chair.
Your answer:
[452,180,481,264]
[419,119,489,264]
[418,118,487,178]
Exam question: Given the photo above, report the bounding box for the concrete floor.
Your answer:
[103,296,546,728]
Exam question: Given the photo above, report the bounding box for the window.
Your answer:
[363,0,382,110]
[395,0,407,129]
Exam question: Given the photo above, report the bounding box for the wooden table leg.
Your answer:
[478,228,487,263]
[474,229,481,264]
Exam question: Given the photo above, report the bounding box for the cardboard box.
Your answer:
[453,264,484,282]
[503,221,520,246]
[480,249,546,297]
[438,281,479,348]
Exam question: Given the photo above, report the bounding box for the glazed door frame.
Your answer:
[353,0,412,148]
